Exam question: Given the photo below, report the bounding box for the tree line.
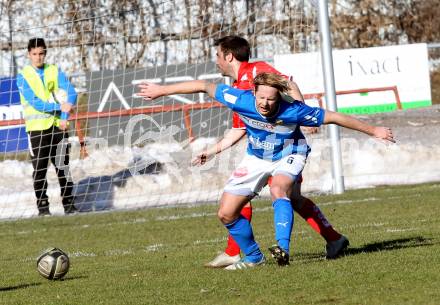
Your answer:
[0,0,439,75]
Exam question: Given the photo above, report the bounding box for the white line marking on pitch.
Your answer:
[386,228,417,233]
[70,251,97,257]
[144,244,164,252]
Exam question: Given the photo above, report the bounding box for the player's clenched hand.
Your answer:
[59,120,68,131]
[61,103,72,113]
[137,83,164,100]
[373,126,395,143]
[191,151,214,166]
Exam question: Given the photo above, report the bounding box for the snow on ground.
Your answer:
[1,106,440,220]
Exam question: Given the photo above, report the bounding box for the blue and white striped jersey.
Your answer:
[214,83,325,161]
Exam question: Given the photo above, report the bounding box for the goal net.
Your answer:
[0,0,322,219]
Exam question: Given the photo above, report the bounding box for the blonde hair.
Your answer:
[253,72,290,94]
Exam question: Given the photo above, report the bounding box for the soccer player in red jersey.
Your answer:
[194,36,349,267]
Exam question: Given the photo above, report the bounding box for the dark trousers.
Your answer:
[28,126,73,212]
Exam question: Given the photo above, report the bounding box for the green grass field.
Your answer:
[1,183,439,305]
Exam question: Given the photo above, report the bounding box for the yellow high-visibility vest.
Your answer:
[19,64,61,131]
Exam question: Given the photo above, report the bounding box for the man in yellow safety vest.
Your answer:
[17,38,77,216]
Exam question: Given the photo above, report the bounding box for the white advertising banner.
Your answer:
[274,43,431,114]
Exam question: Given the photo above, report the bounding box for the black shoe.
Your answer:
[326,235,350,259]
[268,245,290,266]
[63,197,78,214]
[64,205,78,214]
[37,199,51,216]
[38,208,51,216]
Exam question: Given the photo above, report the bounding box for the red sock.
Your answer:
[224,204,253,256]
[295,198,341,242]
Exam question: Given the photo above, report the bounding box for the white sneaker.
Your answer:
[224,255,266,270]
[326,235,349,259]
[204,252,240,268]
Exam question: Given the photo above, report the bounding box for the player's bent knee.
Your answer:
[270,185,288,201]
[217,209,234,224]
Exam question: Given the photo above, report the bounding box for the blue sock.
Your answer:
[225,215,262,263]
[273,198,294,254]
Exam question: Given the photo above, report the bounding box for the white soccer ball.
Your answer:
[48,89,68,104]
[37,247,70,280]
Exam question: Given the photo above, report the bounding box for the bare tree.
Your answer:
[184,0,193,64]
[127,0,147,67]
[328,0,440,49]
[146,0,163,65]
[1,0,439,74]
[197,0,212,61]
[5,0,17,75]
[65,0,97,71]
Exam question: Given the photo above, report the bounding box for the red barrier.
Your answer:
[0,86,401,159]
[302,85,402,110]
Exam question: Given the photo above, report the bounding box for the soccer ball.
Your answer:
[37,248,70,280]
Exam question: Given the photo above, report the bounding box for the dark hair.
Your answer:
[27,38,47,53]
[214,35,250,62]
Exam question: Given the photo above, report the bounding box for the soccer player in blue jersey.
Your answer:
[197,36,349,268]
[138,72,395,269]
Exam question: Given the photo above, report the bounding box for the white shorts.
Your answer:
[224,153,307,197]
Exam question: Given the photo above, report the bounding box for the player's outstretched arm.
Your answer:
[323,110,395,143]
[137,80,217,100]
[192,129,246,166]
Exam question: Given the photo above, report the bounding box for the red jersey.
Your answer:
[231,61,288,128]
